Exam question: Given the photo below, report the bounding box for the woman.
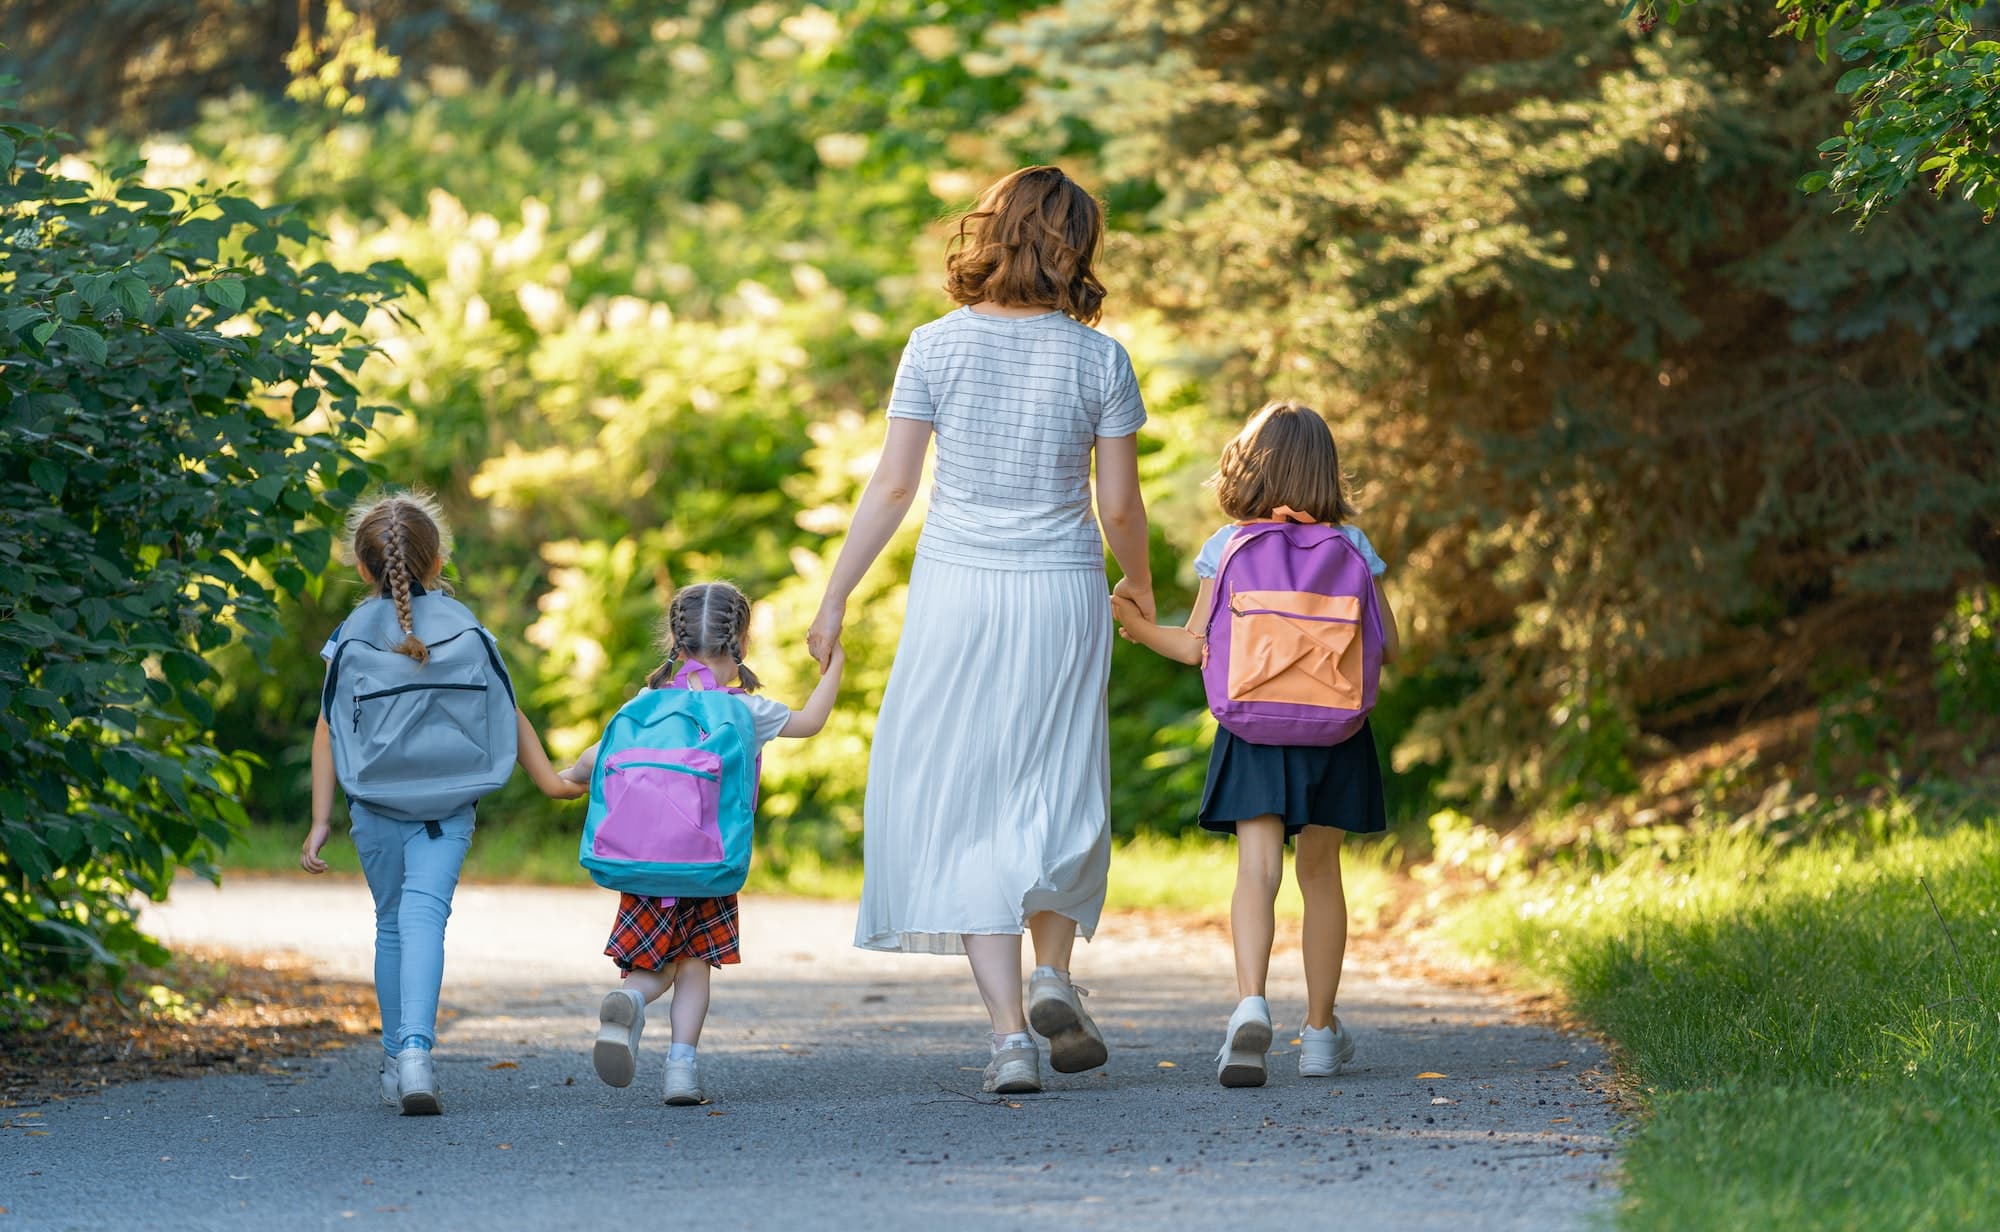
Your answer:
[806,166,1154,1095]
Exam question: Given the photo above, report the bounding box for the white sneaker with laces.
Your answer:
[396,1045,441,1116]
[663,1055,704,1106]
[1028,966,1109,1073]
[1216,995,1273,1088]
[593,988,645,1088]
[1299,1017,1356,1077]
[982,1040,1043,1095]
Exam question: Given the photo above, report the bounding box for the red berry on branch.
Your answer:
[1638,13,1659,34]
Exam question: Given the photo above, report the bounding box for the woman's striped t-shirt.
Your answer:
[886,306,1147,572]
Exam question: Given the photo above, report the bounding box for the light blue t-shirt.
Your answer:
[1193,523,1387,580]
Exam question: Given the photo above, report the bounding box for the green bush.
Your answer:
[0,104,414,1007]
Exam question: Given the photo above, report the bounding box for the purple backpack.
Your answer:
[1201,520,1384,746]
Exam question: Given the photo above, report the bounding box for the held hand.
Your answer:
[546,775,589,801]
[823,642,847,677]
[1111,575,1156,624]
[300,823,332,874]
[807,604,844,673]
[1109,593,1144,627]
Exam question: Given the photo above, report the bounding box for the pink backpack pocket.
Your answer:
[591,747,725,865]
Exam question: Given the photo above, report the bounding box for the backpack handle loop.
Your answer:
[671,660,720,691]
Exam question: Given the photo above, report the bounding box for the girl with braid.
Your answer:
[302,492,583,1113]
[560,581,844,1105]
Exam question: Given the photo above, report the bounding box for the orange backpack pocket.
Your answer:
[1226,590,1364,710]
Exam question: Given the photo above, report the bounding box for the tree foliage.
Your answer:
[0,102,414,1004]
[1021,0,2000,803]
[1641,0,2000,223]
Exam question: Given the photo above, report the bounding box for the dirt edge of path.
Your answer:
[2,947,377,1109]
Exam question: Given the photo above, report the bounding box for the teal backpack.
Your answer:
[577,662,759,902]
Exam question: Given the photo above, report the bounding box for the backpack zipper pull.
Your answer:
[352,699,362,733]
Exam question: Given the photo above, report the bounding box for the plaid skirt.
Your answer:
[605,893,741,971]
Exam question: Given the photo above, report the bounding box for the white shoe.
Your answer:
[1299,1017,1356,1077]
[379,1056,399,1107]
[1028,967,1109,1073]
[663,1055,704,1106]
[593,988,645,1088]
[982,1041,1043,1095]
[396,1046,441,1115]
[1216,996,1272,1088]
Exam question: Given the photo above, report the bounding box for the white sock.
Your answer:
[1032,965,1069,980]
[1301,1023,1334,1039]
[668,1043,697,1061]
[989,1031,1033,1054]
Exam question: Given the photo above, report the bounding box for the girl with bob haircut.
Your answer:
[808,166,1153,1095]
[1112,402,1400,1089]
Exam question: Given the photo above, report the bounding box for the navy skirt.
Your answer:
[1198,720,1388,836]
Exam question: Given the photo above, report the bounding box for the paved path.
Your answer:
[7,879,1619,1231]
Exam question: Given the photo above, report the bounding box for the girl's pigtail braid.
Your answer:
[728,588,761,693]
[385,512,430,664]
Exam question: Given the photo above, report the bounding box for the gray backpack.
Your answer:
[320,591,518,829]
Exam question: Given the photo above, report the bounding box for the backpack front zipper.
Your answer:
[607,759,720,782]
[1229,602,1359,624]
[351,681,490,732]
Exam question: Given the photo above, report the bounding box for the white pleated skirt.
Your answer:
[854,555,1113,955]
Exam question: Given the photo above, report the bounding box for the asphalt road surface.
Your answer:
[6,878,1620,1231]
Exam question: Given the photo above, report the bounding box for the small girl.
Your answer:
[302,492,583,1115]
[563,581,844,1106]
[1111,403,1401,1088]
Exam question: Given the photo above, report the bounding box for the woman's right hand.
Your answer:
[1111,575,1156,625]
[807,602,844,673]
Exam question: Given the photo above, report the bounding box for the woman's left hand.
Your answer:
[807,603,844,673]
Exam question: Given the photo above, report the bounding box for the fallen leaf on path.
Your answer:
[1290,1038,1303,1046]
[1157,1061,1177,1069]
[1543,1060,1570,1070]
[496,1143,512,1150]
[1431,1097,1456,1105]
[1005,1101,1022,1109]
[1550,1117,1572,1124]
[708,1109,726,1117]
[1415,1072,1448,1079]
[487,1062,519,1070]
[25,1131,49,1137]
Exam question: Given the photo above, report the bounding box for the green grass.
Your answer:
[222,824,1398,922]
[1445,807,2000,1229]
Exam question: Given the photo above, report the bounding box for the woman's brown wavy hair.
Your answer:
[943,166,1107,325]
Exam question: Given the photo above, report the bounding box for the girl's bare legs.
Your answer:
[964,933,1028,1035]
[668,959,711,1046]
[1231,817,1288,998]
[1295,827,1348,1028]
[1027,911,1076,973]
[623,965,674,1005]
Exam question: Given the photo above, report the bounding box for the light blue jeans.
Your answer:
[349,802,474,1057]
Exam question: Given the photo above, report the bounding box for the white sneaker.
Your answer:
[663,1055,704,1106]
[1216,996,1273,1088]
[396,1046,441,1115]
[982,1041,1043,1095]
[592,988,645,1088]
[378,1056,398,1107]
[1028,967,1109,1073]
[1299,1017,1356,1077]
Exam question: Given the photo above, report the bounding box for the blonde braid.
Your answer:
[384,509,429,664]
